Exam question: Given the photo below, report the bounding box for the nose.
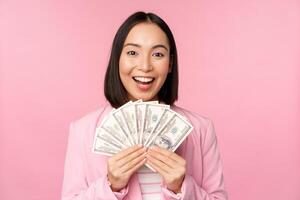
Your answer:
[138,54,153,72]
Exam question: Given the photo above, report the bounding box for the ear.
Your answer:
[168,54,173,73]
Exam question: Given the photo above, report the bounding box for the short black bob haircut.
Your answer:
[104,11,179,108]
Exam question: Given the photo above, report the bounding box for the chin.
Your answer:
[128,89,158,101]
[134,95,155,102]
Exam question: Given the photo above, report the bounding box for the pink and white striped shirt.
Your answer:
[137,166,162,200]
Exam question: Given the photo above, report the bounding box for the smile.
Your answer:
[132,76,155,84]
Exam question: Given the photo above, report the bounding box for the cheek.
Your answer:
[155,59,170,76]
[119,57,130,76]
[119,55,135,75]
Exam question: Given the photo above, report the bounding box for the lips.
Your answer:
[132,76,155,84]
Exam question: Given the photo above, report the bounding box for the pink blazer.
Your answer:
[62,102,228,200]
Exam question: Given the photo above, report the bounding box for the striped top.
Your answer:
[137,165,162,200]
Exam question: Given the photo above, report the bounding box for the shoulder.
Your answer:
[171,104,217,145]
[171,104,217,154]
[69,102,113,137]
[171,104,213,130]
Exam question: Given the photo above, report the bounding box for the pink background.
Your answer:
[1,0,300,199]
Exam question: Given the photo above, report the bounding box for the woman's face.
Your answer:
[119,22,171,101]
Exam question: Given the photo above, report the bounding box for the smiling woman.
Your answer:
[119,23,171,102]
[104,12,178,108]
[61,11,228,200]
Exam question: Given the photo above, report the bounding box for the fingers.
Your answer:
[149,146,186,166]
[146,153,170,174]
[147,148,177,169]
[146,146,186,178]
[112,144,143,161]
[107,145,147,191]
[108,145,147,176]
[109,145,186,180]
[124,156,147,175]
[117,147,147,167]
[146,158,169,181]
[146,147,186,193]
[120,151,147,173]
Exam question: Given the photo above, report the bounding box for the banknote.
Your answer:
[148,112,193,152]
[142,103,169,145]
[92,100,194,172]
[101,113,131,147]
[93,130,121,156]
[135,101,159,144]
[135,103,145,144]
[119,103,138,144]
[144,108,175,147]
[94,127,124,149]
[112,101,135,145]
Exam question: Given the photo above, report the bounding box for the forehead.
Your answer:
[124,23,169,47]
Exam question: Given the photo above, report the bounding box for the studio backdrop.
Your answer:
[1,0,299,199]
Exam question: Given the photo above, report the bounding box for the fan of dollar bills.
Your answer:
[92,100,193,156]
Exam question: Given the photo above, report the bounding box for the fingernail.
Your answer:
[150,146,156,150]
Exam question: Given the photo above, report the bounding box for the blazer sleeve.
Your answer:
[61,122,129,200]
[162,120,228,200]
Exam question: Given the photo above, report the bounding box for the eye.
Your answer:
[126,51,138,56]
[153,52,164,57]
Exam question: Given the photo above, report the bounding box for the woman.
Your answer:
[62,11,228,200]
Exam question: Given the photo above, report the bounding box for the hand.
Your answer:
[107,145,147,191]
[146,146,186,193]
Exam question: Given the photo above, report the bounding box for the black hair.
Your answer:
[104,11,179,108]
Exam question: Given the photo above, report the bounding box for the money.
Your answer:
[142,104,170,146]
[136,101,159,144]
[119,102,139,144]
[144,109,175,147]
[147,113,193,151]
[92,100,194,170]
[101,113,131,147]
[111,101,135,145]
[92,129,121,156]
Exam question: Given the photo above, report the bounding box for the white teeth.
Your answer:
[133,77,154,83]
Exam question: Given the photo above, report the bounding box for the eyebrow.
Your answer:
[123,43,169,51]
